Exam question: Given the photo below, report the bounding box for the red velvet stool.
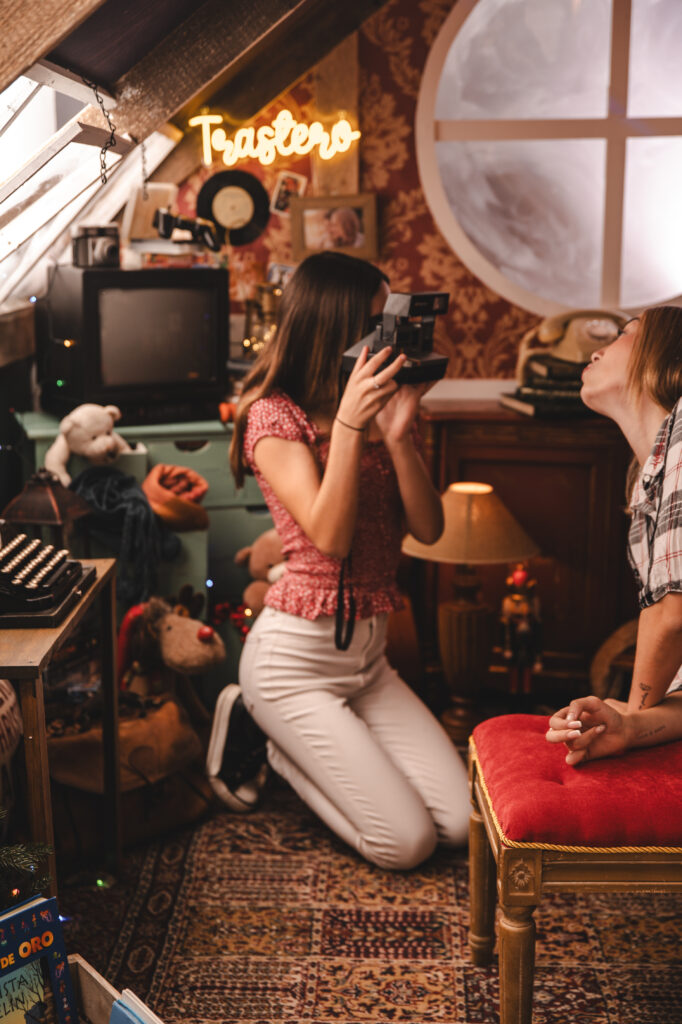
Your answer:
[468,714,682,1024]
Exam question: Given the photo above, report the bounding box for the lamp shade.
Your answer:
[402,482,539,565]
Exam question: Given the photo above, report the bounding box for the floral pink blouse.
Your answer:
[243,391,406,620]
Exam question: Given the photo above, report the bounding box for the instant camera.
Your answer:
[341,291,450,385]
[153,208,221,252]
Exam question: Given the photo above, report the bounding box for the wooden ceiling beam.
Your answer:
[0,0,108,94]
[179,0,388,125]
[77,0,312,142]
[150,132,202,187]
[79,0,388,150]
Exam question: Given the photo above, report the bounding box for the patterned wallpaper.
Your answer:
[177,0,541,378]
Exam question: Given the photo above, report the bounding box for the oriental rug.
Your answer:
[60,780,682,1024]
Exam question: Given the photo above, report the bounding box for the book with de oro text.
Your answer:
[0,896,78,1024]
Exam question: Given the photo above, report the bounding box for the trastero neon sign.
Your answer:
[189,110,361,167]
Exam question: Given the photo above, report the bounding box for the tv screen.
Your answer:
[41,266,230,424]
[98,286,219,387]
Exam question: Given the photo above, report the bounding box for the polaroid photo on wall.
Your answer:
[267,262,296,287]
[270,171,307,217]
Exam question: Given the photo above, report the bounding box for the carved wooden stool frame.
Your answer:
[468,740,682,1024]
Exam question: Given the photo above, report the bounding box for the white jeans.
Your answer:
[239,606,470,870]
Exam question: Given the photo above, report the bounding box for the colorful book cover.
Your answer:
[0,897,78,1024]
[0,958,56,1024]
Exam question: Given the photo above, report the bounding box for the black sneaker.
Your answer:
[206,685,268,811]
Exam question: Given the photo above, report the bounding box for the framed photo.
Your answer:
[270,171,307,217]
[290,193,378,261]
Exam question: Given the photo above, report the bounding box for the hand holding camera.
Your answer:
[336,344,406,432]
[375,379,430,447]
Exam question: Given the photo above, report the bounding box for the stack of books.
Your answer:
[498,354,592,418]
[111,989,165,1024]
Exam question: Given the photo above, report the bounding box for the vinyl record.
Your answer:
[196,170,270,246]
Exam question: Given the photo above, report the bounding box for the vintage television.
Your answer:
[39,266,230,424]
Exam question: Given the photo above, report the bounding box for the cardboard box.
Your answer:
[68,954,119,1024]
[68,954,165,1024]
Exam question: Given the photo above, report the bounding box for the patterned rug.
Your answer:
[59,780,682,1024]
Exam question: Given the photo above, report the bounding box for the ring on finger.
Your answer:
[373,378,381,390]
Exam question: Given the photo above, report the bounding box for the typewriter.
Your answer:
[0,532,96,627]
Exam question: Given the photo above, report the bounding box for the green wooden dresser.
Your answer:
[14,412,273,608]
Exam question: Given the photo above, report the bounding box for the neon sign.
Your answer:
[189,110,361,167]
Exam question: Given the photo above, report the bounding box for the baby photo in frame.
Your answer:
[290,193,378,261]
[269,171,307,217]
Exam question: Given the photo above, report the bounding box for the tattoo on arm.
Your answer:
[638,682,653,709]
[637,724,666,741]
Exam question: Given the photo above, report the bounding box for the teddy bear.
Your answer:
[234,527,286,617]
[44,403,132,487]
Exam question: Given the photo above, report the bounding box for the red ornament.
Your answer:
[210,600,252,641]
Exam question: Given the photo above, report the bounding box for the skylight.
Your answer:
[0,72,179,304]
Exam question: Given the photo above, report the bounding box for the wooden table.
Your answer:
[0,559,120,897]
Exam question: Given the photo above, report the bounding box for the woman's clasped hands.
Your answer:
[546,695,633,765]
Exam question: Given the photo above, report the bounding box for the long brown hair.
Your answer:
[230,251,388,486]
[625,305,682,506]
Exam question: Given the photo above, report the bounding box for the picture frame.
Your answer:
[269,171,307,217]
[289,193,378,261]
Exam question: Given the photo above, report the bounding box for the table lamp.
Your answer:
[1,468,91,549]
[402,482,540,743]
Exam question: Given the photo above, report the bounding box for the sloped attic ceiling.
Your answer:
[3,0,390,143]
[0,0,389,302]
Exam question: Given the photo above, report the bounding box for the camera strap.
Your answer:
[334,554,356,651]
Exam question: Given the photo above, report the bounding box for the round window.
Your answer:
[416,0,682,314]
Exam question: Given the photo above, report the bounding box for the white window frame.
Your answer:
[23,59,116,111]
[415,0,682,315]
[0,117,134,204]
[1,128,180,304]
[0,78,43,142]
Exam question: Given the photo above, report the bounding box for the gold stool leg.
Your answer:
[498,903,536,1024]
[469,806,497,965]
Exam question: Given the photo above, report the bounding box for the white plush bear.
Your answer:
[44,403,132,487]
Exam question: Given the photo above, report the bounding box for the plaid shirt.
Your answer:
[627,397,682,693]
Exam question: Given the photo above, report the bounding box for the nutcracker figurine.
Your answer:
[500,562,543,695]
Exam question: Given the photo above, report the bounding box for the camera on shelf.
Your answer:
[72,224,120,268]
[341,291,450,385]
[153,208,221,252]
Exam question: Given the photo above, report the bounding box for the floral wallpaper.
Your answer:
[177,0,541,378]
